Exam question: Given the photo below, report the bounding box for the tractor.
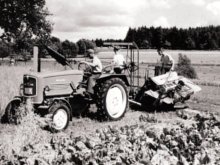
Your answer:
[1,42,201,131]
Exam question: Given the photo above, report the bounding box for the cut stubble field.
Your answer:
[0,62,219,132]
[98,49,220,65]
[0,61,219,115]
[1,50,220,128]
[1,50,220,164]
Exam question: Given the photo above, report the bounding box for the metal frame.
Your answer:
[103,42,140,92]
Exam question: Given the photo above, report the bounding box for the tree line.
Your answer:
[94,26,220,50]
[1,0,220,61]
[124,26,220,50]
[0,38,96,59]
[48,37,96,58]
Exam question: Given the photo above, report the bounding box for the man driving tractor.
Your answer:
[86,49,102,96]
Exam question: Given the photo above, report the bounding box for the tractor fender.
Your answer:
[97,74,130,86]
[13,96,24,102]
[49,98,72,120]
[4,96,23,111]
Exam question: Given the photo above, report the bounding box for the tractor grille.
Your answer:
[23,75,36,96]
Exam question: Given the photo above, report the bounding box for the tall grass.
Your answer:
[0,66,28,116]
[0,103,50,161]
[0,62,67,116]
[0,65,57,162]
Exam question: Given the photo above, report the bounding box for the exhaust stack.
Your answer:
[33,46,41,72]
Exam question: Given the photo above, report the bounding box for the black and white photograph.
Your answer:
[0,0,220,164]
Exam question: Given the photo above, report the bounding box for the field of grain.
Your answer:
[1,49,220,115]
[97,49,220,65]
[1,50,220,114]
[1,50,220,164]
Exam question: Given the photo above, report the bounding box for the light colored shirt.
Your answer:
[92,56,102,73]
[160,53,174,70]
[113,53,125,68]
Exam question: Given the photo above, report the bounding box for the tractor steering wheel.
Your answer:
[127,62,138,72]
[102,64,114,73]
[78,61,93,74]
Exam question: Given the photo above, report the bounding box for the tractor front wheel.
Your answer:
[96,78,128,120]
[1,98,22,124]
[48,102,70,132]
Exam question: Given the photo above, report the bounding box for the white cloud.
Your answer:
[46,0,149,41]
[45,0,220,41]
[206,1,220,16]
[47,0,145,32]
[53,26,128,42]
[149,0,171,8]
[191,0,206,6]
[153,16,170,27]
[176,0,206,6]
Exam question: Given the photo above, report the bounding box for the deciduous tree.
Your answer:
[0,0,52,52]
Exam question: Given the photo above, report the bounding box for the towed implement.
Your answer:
[1,43,201,131]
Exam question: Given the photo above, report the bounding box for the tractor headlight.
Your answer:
[24,87,34,95]
[23,76,36,96]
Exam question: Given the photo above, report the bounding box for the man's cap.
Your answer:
[113,46,120,51]
[87,49,94,54]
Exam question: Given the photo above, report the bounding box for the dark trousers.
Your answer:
[161,64,172,74]
[114,67,123,74]
[155,64,172,76]
[87,73,101,94]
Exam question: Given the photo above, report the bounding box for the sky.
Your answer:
[46,0,220,42]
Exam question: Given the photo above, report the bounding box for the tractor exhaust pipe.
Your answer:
[34,45,74,73]
[33,46,41,72]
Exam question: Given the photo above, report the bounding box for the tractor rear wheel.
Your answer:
[96,78,128,120]
[48,101,70,132]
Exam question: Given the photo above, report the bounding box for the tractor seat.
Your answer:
[113,67,124,74]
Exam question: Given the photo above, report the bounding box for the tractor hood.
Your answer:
[27,69,83,79]
[23,70,83,104]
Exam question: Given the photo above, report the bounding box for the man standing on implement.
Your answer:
[157,48,174,75]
